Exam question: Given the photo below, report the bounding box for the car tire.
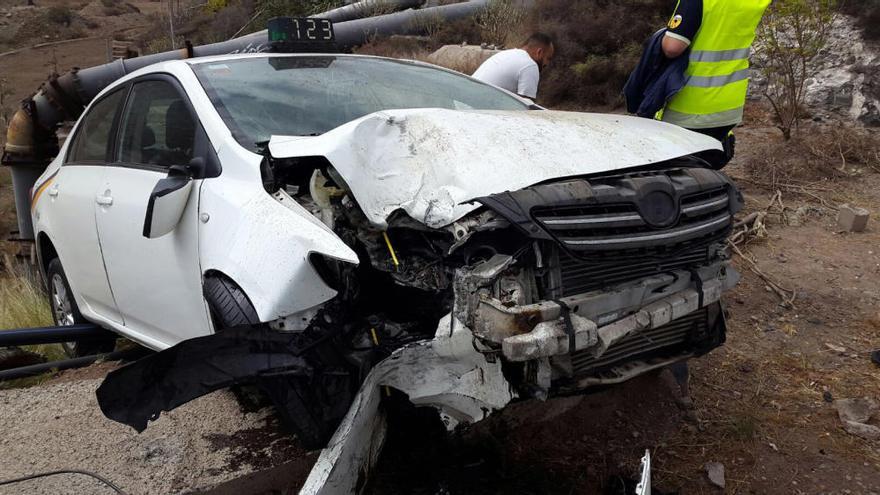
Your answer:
[47,258,116,358]
[203,273,261,330]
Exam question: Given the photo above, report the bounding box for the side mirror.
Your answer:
[142,161,199,239]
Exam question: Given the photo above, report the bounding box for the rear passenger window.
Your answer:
[67,89,125,163]
[117,81,196,168]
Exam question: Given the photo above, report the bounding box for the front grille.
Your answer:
[553,242,710,296]
[534,187,731,252]
[571,307,708,377]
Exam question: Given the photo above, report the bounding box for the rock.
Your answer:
[824,390,834,403]
[789,205,824,227]
[705,462,726,489]
[837,204,870,233]
[834,398,880,440]
[751,16,880,126]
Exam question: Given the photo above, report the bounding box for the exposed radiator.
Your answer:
[570,307,708,377]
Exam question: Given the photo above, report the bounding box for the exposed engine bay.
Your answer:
[278,152,743,423]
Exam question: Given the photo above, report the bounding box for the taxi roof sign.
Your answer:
[268,17,338,53]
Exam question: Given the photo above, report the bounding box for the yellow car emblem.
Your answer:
[668,14,683,29]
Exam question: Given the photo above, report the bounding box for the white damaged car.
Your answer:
[30,53,739,488]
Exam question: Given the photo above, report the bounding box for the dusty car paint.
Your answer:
[267,109,722,229]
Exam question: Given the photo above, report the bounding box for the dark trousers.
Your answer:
[692,125,736,170]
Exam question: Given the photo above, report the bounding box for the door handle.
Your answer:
[47,185,59,197]
[96,194,113,206]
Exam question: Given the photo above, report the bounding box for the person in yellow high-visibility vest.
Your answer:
[660,0,771,168]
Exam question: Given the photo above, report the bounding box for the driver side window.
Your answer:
[67,89,125,164]
[117,80,196,168]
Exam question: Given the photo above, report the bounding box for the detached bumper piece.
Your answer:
[96,323,357,450]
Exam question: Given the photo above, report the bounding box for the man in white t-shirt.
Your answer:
[472,33,555,100]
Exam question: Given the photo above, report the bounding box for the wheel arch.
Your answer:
[36,231,58,283]
[202,269,261,328]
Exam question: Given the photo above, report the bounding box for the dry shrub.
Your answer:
[407,9,447,39]
[351,0,402,18]
[430,16,484,46]
[476,0,527,46]
[17,7,87,42]
[46,6,74,26]
[805,125,880,170]
[524,0,669,109]
[744,124,880,187]
[355,36,433,63]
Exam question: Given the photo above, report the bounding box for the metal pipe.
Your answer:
[317,0,425,23]
[0,324,113,347]
[334,0,488,48]
[0,348,145,382]
[2,0,491,240]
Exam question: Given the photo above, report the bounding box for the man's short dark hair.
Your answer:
[524,32,554,48]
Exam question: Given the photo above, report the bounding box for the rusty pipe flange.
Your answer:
[3,99,59,166]
[3,106,36,156]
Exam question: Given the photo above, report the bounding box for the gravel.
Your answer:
[0,378,305,494]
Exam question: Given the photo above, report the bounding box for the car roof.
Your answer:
[182,52,399,66]
[90,52,438,103]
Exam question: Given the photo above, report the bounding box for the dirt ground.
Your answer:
[0,377,315,495]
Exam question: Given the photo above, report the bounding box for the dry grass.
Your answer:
[355,36,434,63]
[475,0,527,46]
[743,123,880,193]
[0,260,65,375]
[0,261,51,332]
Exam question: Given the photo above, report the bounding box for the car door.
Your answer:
[47,87,126,324]
[94,76,212,348]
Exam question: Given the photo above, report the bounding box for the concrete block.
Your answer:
[837,204,870,232]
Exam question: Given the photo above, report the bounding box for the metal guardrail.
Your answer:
[0,348,144,382]
[0,324,146,381]
[0,324,112,347]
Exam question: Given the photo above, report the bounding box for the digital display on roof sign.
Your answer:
[268,17,335,43]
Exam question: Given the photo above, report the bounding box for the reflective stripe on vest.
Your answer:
[663,0,771,129]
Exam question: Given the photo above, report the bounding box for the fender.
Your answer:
[198,143,359,323]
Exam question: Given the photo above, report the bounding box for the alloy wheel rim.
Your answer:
[51,274,75,326]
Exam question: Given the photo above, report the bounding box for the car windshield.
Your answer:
[192,56,529,150]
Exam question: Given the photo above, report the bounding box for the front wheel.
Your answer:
[47,258,116,358]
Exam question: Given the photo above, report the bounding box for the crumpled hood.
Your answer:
[268,108,721,229]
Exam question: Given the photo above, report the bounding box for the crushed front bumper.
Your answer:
[303,262,736,494]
